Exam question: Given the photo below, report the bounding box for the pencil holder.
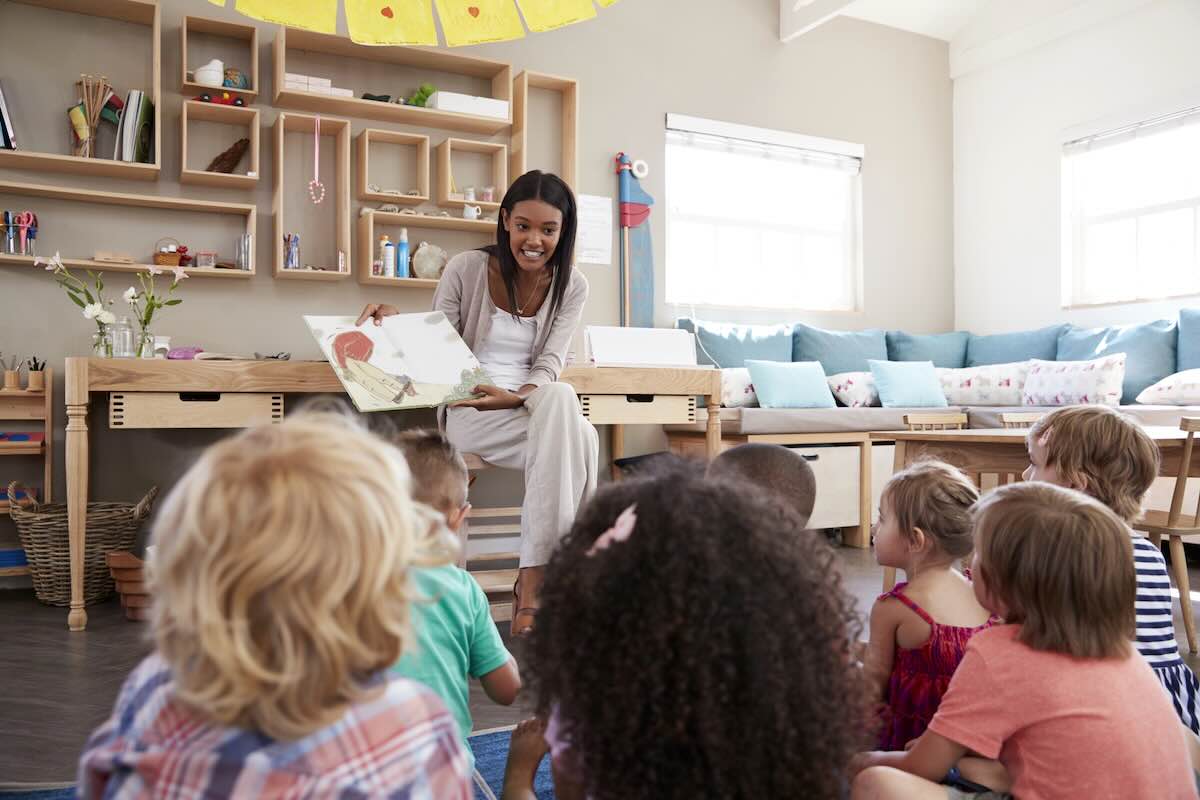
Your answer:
[27,370,44,392]
[3,370,19,391]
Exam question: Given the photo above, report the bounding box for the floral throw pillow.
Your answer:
[936,361,1030,406]
[1135,369,1200,405]
[827,371,879,407]
[1021,355,1126,407]
[720,367,758,408]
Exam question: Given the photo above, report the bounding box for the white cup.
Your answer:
[463,204,482,220]
[464,187,476,202]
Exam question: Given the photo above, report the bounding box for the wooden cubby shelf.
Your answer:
[273,27,512,135]
[181,101,260,189]
[0,0,161,180]
[181,15,259,100]
[511,71,579,188]
[274,112,351,280]
[0,180,256,277]
[357,129,430,205]
[356,209,493,287]
[437,138,507,211]
[0,369,53,526]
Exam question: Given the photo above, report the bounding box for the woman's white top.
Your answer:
[476,308,536,391]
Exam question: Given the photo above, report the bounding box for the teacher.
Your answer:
[358,170,599,636]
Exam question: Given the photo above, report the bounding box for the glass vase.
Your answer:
[136,329,154,359]
[91,329,113,358]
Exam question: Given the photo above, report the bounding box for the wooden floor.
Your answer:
[1,546,1197,783]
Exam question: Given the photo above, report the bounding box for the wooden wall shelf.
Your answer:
[437,138,507,211]
[0,0,161,179]
[181,101,260,189]
[273,112,350,280]
[355,209,493,286]
[357,129,429,204]
[0,180,256,277]
[181,15,259,100]
[510,71,578,189]
[272,27,512,135]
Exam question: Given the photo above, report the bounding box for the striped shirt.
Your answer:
[79,653,472,800]
[1132,533,1184,668]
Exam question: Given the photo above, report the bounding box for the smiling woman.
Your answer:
[358,171,599,636]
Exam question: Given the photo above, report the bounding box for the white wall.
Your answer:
[953,0,1200,333]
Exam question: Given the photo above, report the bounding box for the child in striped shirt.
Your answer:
[1025,405,1200,735]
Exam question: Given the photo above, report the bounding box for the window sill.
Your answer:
[1062,290,1200,311]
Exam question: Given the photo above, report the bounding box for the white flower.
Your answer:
[37,251,64,271]
[172,265,189,282]
[146,264,162,276]
[97,310,116,325]
[82,302,103,320]
[123,287,138,304]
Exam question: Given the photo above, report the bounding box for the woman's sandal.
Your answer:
[511,579,537,638]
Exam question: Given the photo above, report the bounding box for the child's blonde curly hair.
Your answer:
[149,413,455,741]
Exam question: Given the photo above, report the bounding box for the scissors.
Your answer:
[14,211,36,256]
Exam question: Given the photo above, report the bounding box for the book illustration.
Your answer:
[306,312,492,412]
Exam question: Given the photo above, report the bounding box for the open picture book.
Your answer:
[305,312,491,412]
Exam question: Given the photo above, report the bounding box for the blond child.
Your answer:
[391,429,521,764]
[850,483,1198,800]
[866,461,996,750]
[1025,405,1200,735]
[78,416,472,799]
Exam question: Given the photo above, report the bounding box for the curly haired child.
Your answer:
[851,483,1198,800]
[1025,405,1200,735]
[78,415,472,799]
[866,460,996,751]
[502,472,871,800]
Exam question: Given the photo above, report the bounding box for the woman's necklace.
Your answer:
[515,271,548,314]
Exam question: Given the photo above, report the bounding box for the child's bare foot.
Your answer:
[501,717,549,798]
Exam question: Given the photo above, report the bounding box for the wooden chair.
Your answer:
[1132,417,1200,653]
[462,453,522,623]
[995,412,1043,485]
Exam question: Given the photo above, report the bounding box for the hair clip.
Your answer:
[587,504,638,556]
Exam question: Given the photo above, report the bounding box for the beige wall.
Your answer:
[0,0,952,568]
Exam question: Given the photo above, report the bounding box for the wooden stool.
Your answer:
[462,453,522,623]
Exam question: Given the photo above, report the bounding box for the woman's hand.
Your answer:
[451,384,525,411]
[355,304,400,327]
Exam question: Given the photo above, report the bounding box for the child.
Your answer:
[503,471,871,800]
[391,429,522,762]
[78,416,472,799]
[850,483,1198,799]
[866,460,995,750]
[707,442,818,526]
[1026,405,1200,735]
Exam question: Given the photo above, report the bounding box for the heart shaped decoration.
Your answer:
[381,5,394,17]
[468,6,480,17]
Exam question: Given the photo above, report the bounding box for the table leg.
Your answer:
[65,359,90,631]
[610,424,624,482]
[705,394,721,462]
[845,440,871,549]
[881,440,907,593]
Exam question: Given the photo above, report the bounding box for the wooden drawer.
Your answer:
[110,392,284,429]
[579,394,696,425]
[786,445,861,530]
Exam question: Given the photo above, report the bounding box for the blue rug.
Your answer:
[0,729,553,800]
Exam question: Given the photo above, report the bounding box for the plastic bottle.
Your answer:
[396,228,410,278]
[380,234,395,276]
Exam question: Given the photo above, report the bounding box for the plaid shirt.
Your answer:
[79,653,472,799]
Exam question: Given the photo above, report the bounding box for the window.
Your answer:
[1061,106,1200,307]
[664,114,863,312]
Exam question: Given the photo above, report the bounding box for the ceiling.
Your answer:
[839,0,988,42]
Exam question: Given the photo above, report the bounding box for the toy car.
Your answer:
[196,92,245,107]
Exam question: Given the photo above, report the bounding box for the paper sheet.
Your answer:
[515,0,596,32]
[576,194,613,266]
[346,0,438,45]
[235,0,337,33]
[435,0,526,47]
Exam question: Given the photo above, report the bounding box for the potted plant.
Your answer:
[37,252,116,357]
[124,264,187,358]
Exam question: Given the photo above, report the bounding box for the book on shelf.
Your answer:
[113,90,154,163]
[0,80,17,150]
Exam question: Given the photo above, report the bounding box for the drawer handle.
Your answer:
[800,454,819,462]
[624,394,655,403]
[178,392,222,402]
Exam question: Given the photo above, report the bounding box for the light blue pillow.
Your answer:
[1056,320,1177,405]
[676,318,793,368]
[886,331,969,368]
[868,360,948,408]
[965,325,1065,367]
[792,323,887,375]
[1179,309,1200,371]
[745,360,835,408]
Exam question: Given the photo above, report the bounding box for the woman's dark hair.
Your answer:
[482,170,577,318]
[527,473,870,800]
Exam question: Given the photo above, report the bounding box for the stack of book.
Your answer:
[113,89,154,163]
[0,81,17,150]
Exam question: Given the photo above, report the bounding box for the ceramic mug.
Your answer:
[464,187,476,202]
[463,204,482,220]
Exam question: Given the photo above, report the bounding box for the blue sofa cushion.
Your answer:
[1178,309,1200,372]
[1056,320,1178,404]
[965,325,1066,367]
[745,360,835,408]
[676,318,793,369]
[793,323,888,375]
[886,331,969,368]
[868,360,948,408]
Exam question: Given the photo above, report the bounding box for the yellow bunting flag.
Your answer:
[515,0,595,32]
[434,0,525,47]
[207,0,225,6]
[234,0,337,33]
[595,0,619,6]
[346,0,438,45]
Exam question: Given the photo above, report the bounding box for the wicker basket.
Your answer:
[7,481,157,607]
[153,237,182,267]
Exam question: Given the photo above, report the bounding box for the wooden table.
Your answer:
[871,426,1199,589]
[62,358,721,630]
